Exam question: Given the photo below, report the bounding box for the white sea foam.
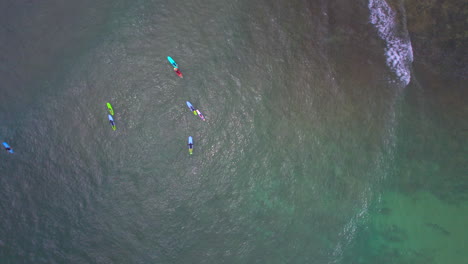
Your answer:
[369,0,413,86]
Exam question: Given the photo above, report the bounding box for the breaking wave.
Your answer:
[369,0,413,86]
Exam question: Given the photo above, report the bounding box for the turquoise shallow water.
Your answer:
[0,0,466,263]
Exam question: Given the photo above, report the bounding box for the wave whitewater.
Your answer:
[368,0,413,86]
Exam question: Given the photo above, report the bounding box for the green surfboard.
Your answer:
[106,103,114,115]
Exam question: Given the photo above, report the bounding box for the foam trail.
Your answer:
[329,4,409,260]
[369,0,413,86]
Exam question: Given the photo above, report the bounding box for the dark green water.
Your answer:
[1,0,466,263]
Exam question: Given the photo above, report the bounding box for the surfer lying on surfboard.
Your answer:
[3,142,14,153]
[167,57,183,78]
[174,68,183,78]
[188,136,193,155]
[108,114,116,130]
[186,101,206,121]
[195,110,205,121]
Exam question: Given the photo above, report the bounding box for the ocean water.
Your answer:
[0,0,466,263]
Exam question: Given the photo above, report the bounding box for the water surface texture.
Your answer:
[1,0,466,263]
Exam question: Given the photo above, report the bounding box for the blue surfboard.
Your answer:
[186,101,196,114]
[188,136,193,155]
[3,142,14,153]
[167,56,178,68]
[108,114,116,130]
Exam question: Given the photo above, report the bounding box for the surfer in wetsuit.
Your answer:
[196,110,205,121]
[189,106,197,115]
